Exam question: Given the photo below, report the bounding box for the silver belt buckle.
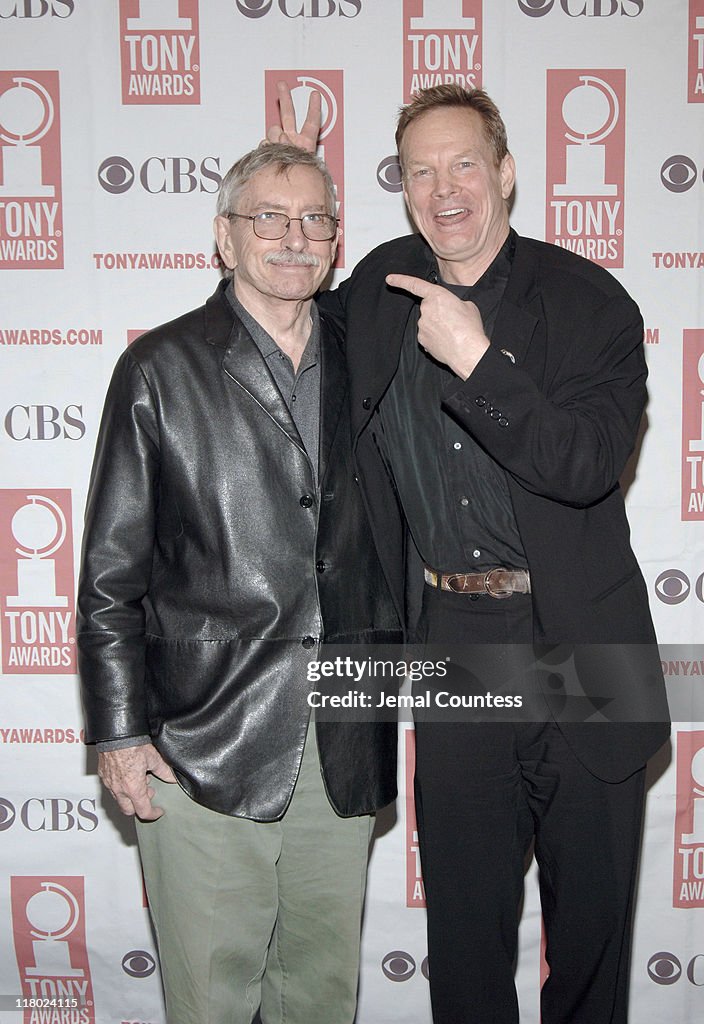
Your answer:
[484,568,514,599]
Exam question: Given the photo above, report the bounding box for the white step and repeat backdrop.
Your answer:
[1,2,703,1022]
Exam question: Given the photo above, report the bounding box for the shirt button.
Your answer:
[453,442,462,450]
[302,636,316,649]
[459,496,470,507]
[300,494,314,508]
[291,394,297,402]
[473,549,481,558]
[362,397,372,409]
[316,560,326,573]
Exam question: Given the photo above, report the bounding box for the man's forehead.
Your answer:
[403,108,487,156]
[244,163,325,200]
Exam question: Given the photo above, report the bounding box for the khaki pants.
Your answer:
[136,728,374,1024]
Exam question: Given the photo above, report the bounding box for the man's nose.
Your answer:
[433,171,459,198]
[282,218,307,250]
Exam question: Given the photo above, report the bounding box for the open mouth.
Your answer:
[434,207,469,223]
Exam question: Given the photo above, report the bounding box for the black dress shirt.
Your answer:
[379,231,527,573]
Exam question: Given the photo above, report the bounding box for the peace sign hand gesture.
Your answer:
[266,81,321,152]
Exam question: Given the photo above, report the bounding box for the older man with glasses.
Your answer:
[77,142,400,1024]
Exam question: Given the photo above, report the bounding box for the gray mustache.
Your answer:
[264,251,321,267]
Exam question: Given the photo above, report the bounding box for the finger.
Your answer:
[111,790,138,817]
[299,89,322,145]
[265,127,287,144]
[131,785,162,821]
[385,273,438,300]
[276,80,298,136]
[153,764,178,784]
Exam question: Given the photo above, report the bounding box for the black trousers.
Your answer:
[413,587,646,1024]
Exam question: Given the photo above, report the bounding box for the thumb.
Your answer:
[146,747,177,784]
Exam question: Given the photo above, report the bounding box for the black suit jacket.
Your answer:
[319,231,669,782]
[78,281,401,820]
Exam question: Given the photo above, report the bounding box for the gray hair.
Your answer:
[216,142,337,218]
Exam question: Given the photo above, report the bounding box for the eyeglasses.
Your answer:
[227,211,338,241]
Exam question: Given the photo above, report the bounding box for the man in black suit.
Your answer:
[270,84,669,1023]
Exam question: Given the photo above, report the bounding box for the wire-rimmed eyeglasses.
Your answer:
[227,211,338,241]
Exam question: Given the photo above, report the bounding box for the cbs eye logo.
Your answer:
[654,569,704,605]
[377,156,403,194]
[0,798,16,831]
[661,156,703,193]
[648,951,704,986]
[98,156,134,195]
[235,0,273,14]
[122,949,157,978]
[381,950,429,982]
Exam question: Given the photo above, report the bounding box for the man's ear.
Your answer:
[213,215,236,272]
[500,153,516,200]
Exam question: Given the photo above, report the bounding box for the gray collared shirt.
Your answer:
[226,280,321,483]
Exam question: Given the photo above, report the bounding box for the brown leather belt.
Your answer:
[424,565,531,599]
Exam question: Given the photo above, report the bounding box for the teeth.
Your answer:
[437,208,466,218]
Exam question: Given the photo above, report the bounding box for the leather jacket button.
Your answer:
[299,494,314,508]
[301,635,316,649]
[316,560,326,573]
[362,397,372,409]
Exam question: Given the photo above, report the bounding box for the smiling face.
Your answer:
[214,163,339,311]
[401,106,515,285]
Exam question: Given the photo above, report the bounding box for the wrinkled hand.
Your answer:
[98,743,177,820]
[385,274,490,380]
[265,80,320,152]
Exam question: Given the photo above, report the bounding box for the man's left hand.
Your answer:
[385,274,490,380]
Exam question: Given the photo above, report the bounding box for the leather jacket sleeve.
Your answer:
[77,349,158,742]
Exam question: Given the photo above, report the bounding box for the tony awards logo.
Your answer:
[674,732,704,906]
[0,77,54,198]
[689,1,704,102]
[119,0,201,104]
[0,490,75,673]
[24,882,84,979]
[8,495,68,610]
[682,331,704,520]
[403,0,483,100]
[11,877,95,1019]
[0,72,63,268]
[554,75,619,198]
[546,70,625,268]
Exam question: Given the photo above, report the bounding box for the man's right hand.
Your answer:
[98,743,177,820]
[266,81,320,152]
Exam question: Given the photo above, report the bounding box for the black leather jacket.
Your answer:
[77,282,401,820]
